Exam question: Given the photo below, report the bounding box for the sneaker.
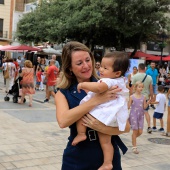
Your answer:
[147,127,152,133]
[150,104,156,109]
[152,127,157,132]
[44,99,49,103]
[158,128,164,132]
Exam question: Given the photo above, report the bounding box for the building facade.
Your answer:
[0,0,37,46]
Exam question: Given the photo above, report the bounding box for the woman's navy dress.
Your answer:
[60,78,127,170]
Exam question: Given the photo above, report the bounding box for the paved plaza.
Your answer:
[0,72,170,170]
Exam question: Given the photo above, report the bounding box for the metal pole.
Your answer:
[160,45,163,66]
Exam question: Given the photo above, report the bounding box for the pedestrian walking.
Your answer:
[162,88,170,137]
[36,57,47,90]
[35,67,42,91]
[128,81,150,154]
[146,61,159,109]
[127,66,138,95]
[131,63,153,133]
[151,85,166,132]
[44,59,59,102]
[18,60,35,107]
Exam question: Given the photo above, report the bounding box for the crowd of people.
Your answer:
[1,41,170,170]
[0,54,60,106]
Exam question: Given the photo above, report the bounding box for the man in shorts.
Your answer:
[44,59,59,102]
[146,61,159,109]
[131,63,153,133]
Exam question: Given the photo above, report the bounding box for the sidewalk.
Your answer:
[0,72,170,169]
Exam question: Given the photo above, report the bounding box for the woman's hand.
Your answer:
[91,85,122,105]
[82,114,130,135]
[82,114,103,132]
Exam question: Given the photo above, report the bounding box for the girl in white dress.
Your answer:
[72,51,130,170]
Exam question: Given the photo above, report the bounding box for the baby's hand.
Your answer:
[77,83,82,93]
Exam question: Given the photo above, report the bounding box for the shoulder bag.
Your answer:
[4,63,9,79]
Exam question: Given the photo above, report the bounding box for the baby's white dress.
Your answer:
[80,77,129,131]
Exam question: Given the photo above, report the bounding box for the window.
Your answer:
[0,0,4,4]
[0,19,3,37]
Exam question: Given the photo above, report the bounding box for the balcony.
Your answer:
[0,31,8,39]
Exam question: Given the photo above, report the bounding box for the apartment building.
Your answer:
[0,0,37,46]
[0,0,13,45]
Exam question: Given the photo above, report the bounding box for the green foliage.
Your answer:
[16,0,170,50]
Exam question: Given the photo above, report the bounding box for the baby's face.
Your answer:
[99,58,118,79]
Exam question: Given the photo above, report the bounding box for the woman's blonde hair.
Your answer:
[57,41,98,89]
[24,60,33,68]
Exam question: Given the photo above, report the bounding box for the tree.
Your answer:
[16,0,170,52]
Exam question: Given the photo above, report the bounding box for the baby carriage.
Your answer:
[4,77,26,103]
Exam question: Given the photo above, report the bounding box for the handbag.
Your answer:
[43,77,47,85]
[4,63,9,79]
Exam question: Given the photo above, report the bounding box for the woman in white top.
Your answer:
[128,66,138,94]
[3,58,16,92]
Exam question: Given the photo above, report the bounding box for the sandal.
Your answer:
[18,100,23,104]
[132,147,139,154]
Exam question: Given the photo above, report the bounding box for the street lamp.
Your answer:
[158,31,168,66]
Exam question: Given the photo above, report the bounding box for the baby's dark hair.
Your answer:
[104,51,130,76]
[158,85,164,92]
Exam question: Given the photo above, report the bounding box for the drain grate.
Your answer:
[148,138,170,145]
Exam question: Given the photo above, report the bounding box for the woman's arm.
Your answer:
[128,96,132,109]
[127,74,131,89]
[82,114,130,135]
[55,86,121,128]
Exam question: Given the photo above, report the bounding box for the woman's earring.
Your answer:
[70,71,72,75]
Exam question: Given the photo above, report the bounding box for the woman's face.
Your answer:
[70,51,93,83]
[133,67,138,74]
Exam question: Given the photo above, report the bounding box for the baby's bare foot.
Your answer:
[72,134,87,146]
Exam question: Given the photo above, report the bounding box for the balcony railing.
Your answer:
[0,31,8,38]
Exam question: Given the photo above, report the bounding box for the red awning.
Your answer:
[0,45,13,50]
[163,56,170,61]
[146,56,161,61]
[129,51,156,58]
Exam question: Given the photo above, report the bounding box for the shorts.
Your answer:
[153,85,158,95]
[48,85,55,92]
[168,99,170,106]
[153,112,163,119]
[36,82,40,85]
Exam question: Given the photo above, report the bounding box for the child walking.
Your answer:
[35,67,42,90]
[72,51,130,170]
[151,85,166,132]
[128,81,150,154]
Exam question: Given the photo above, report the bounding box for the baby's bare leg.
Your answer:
[72,119,87,146]
[98,132,113,170]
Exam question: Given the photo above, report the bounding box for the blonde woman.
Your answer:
[18,60,35,107]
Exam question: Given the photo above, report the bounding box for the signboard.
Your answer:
[147,41,161,52]
[125,59,145,77]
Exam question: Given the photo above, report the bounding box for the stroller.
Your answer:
[4,77,26,103]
